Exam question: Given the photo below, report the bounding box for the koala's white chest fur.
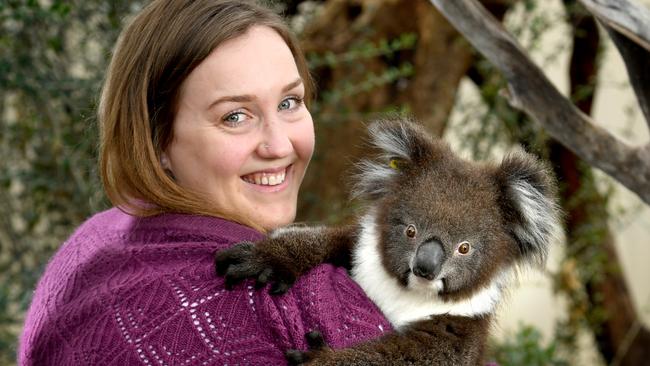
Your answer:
[351,213,506,329]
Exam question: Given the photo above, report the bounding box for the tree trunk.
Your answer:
[550,2,650,364]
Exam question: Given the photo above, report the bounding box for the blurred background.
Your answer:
[1,0,649,364]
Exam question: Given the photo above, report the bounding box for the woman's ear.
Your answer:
[160,152,171,171]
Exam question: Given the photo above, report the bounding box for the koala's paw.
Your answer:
[285,330,332,366]
[214,241,296,294]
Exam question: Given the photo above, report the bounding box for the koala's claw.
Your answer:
[214,241,296,294]
[285,330,330,365]
[215,241,264,288]
[254,267,273,288]
[268,280,292,295]
[285,349,309,365]
[305,330,327,349]
[214,241,255,275]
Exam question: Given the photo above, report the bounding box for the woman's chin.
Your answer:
[248,203,297,231]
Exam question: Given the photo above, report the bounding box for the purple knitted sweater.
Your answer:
[19,208,392,365]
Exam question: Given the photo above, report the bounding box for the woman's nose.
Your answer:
[257,121,293,158]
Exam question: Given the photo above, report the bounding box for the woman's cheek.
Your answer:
[297,114,315,161]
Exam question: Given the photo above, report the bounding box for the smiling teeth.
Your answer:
[243,170,286,186]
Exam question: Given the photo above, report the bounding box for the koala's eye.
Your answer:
[405,224,417,238]
[458,242,471,255]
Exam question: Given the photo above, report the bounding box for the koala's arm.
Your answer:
[287,315,489,366]
[215,225,357,292]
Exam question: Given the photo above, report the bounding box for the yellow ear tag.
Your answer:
[389,159,400,170]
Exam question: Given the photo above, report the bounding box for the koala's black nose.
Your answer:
[413,239,444,280]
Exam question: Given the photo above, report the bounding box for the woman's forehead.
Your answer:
[179,26,301,101]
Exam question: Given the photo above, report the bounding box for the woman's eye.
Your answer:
[222,111,247,126]
[278,96,302,111]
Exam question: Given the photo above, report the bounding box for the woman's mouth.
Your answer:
[241,165,291,188]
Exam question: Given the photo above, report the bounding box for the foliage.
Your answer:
[306,33,417,124]
[489,325,569,366]
[451,0,571,160]
[307,32,417,69]
[0,0,142,363]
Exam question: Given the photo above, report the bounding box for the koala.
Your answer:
[215,118,561,365]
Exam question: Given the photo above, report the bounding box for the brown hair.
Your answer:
[99,0,313,230]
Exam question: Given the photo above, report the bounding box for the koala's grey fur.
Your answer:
[215,118,562,365]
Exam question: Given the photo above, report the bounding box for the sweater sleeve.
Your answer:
[20,216,287,365]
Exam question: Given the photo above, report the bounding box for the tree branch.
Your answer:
[578,0,650,51]
[428,0,650,205]
[578,0,650,130]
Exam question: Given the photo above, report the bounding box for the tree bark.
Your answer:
[577,0,650,127]
[561,0,650,146]
[578,0,650,51]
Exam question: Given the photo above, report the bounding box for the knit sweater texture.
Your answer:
[19,208,392,365]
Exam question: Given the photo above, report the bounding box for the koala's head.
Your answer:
[353,118,561,303]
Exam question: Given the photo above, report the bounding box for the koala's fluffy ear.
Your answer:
[496,150,562,266]
[352,118,437,199]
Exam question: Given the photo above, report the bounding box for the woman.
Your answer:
[19,1,390,365]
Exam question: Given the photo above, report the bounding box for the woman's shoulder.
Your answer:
[41,208,262,284]
[41,208,266,298]
[20,209,280,365]
[68,207,263,245]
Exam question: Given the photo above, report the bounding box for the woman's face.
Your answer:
[163,26,314,230]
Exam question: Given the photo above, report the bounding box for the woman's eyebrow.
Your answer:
[208,78,304,110]
[208,94,254,110]
[282,78,303,93]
